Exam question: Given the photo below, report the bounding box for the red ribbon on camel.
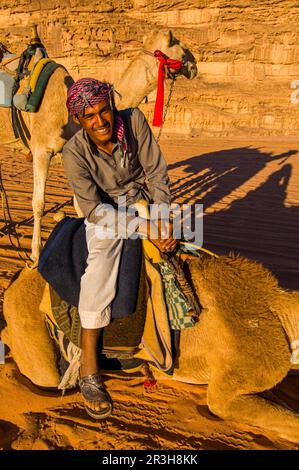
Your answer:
[152,50,183,127]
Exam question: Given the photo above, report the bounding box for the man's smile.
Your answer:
[94,125,110,135]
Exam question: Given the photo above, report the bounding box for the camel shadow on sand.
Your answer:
[168,147,299,291]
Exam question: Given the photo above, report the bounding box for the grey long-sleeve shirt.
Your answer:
[62,107,171,226]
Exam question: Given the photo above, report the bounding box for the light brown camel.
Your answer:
[2,251,299,443]
[0,29,197,261]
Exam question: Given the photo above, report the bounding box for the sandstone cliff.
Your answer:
[1,0,299,136]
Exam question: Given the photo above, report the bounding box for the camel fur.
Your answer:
[0,30,197,261]
[2,253,299,443]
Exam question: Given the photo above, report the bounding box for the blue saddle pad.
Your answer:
[38,217,141,318]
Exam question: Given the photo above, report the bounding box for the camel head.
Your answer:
[142,30,198,80]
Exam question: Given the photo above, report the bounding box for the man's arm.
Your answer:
[132,109,178,252]
[63,146,103,224]
[63,146,139,238]
[132,108,171,205]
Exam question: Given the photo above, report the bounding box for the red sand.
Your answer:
[0,136,299,450]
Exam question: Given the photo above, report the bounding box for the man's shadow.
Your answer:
[169,148,298,290]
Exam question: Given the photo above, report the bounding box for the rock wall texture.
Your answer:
[1,0,299,136]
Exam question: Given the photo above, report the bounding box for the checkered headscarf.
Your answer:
[66,78,126,147]
[66,78,114,116]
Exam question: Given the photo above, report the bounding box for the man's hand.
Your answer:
[148,219,178,254]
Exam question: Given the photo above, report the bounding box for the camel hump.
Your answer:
[194,253,279,318]
[189,255,290,390]
[189,253,288,348]
[3,266,60,388]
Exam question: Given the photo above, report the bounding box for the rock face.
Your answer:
[1,0,299,136]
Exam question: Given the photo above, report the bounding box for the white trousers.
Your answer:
[78,220,124,329]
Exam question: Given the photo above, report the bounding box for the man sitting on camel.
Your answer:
[63,78,177,419]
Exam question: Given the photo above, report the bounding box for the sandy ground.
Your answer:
[0,135,299,450]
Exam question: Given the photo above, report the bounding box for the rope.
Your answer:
[180,241,219,258]
[0,55,19,78]
[2,56,19,66]
[161,250,202,322]
[160,242,219,322]
[140,48,155,57]
[0,163,32,264]
[0,64,17,78]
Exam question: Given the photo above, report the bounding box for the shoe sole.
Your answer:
[84,402,113,420]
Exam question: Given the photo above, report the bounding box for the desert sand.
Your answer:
[0,135,299,450]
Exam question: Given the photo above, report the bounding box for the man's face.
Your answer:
[74,99,114,147]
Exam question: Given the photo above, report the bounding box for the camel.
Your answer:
[2,250,299,443]
[0,28,197,261]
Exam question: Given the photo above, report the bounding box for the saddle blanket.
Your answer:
[25,60,64,112]
[13,51,65,112]
[38,217,142,318]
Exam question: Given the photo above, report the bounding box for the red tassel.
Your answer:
[141,362,157,389]
[152,50,183,128]
[144,379,157,389]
